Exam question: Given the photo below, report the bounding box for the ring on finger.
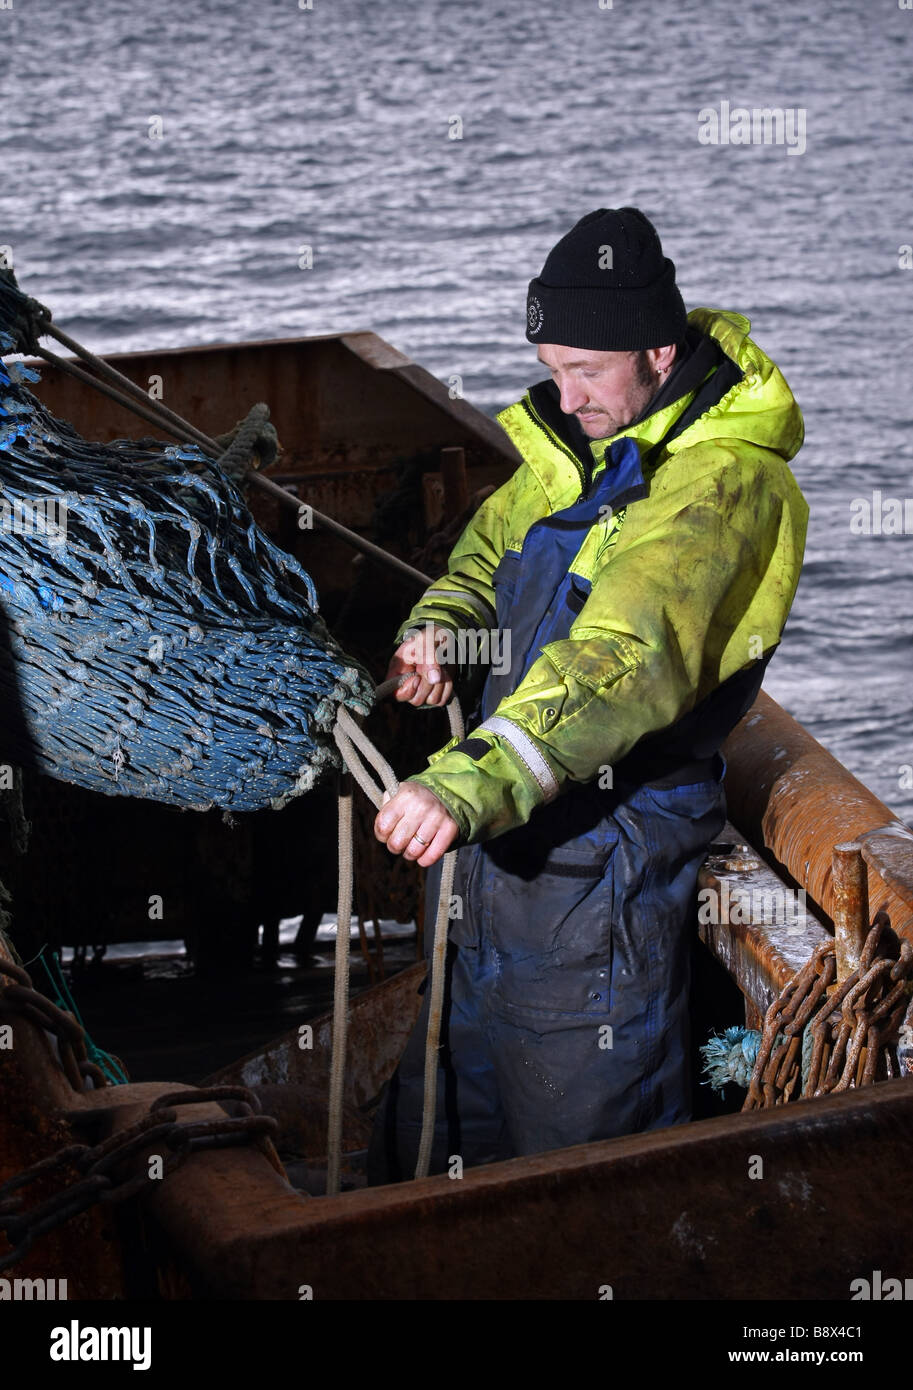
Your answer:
[412,832,430,847]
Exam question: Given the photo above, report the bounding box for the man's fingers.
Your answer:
[405,677,429,707]
[414,818,459,867]
[387,634,456,705]
[401,826,435,861]
[374,785,459,868]
[390,808,443,857]
[375,800,401,837]
[405,674,454,707]
[392,670,453,705]
[395,672,419,701]
[374,799,415,847]
[406,676,435,707]
[422,678,453,707]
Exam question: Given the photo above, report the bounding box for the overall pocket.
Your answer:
[484,836,617,1015]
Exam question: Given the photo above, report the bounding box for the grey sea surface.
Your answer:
[0,0,910,823]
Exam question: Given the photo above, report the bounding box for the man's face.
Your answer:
[537,343,662,439]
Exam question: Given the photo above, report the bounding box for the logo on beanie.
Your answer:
[527,296,544,336]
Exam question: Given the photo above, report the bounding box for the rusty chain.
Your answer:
[0,1085,279,1272]
[0,955,116,1091]
[744,912,913,1109]
[1,948,282,1270]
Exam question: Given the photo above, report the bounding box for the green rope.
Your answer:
[36,947,128,1085]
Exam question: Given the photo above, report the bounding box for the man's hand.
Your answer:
[374,782,459,867]
[387,626,455,708]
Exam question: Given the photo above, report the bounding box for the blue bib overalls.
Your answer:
[367,440,730,1182]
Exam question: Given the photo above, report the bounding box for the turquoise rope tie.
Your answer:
[36,947,128,1085]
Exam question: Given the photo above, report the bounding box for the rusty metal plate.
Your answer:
[137,1079,913,1300]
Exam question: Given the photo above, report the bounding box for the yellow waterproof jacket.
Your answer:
[400,308,808,843]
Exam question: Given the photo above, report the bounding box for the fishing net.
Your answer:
[0,269,373,812]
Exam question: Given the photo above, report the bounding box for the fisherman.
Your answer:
[368,207,808,1182]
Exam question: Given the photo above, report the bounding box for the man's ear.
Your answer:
[649,343,677,376]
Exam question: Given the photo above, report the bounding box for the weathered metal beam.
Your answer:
[698,826,829,1013]
[137,1079,913,1300]
[25,332,519,476]
[723,691,913,941]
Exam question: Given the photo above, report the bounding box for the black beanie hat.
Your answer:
[526,207,687,351]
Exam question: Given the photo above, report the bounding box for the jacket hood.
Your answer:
[673,308,804,462]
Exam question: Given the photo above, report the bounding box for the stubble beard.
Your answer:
[578,353,663,440]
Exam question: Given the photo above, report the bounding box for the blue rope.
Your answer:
[700,1025,764,1091]
[0,273,373,811]
[701,1022,816,1092]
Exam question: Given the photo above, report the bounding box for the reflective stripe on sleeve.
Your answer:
[477,715,560,802]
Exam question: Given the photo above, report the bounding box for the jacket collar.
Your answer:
[496,312,747,505]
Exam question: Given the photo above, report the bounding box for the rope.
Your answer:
[213,403,277,483]
[326,678,464,1192]
[334,705,399,807]
[37,325,221,458]
[250,473,434,590]
[415,840,457,1179]
[35,948,129,1085]
[326,771,353,1197]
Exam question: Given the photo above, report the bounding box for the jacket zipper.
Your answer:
[521,397,589,495]
[521,396,649,513]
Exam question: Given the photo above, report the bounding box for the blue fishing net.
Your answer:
[0,273,373,811]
